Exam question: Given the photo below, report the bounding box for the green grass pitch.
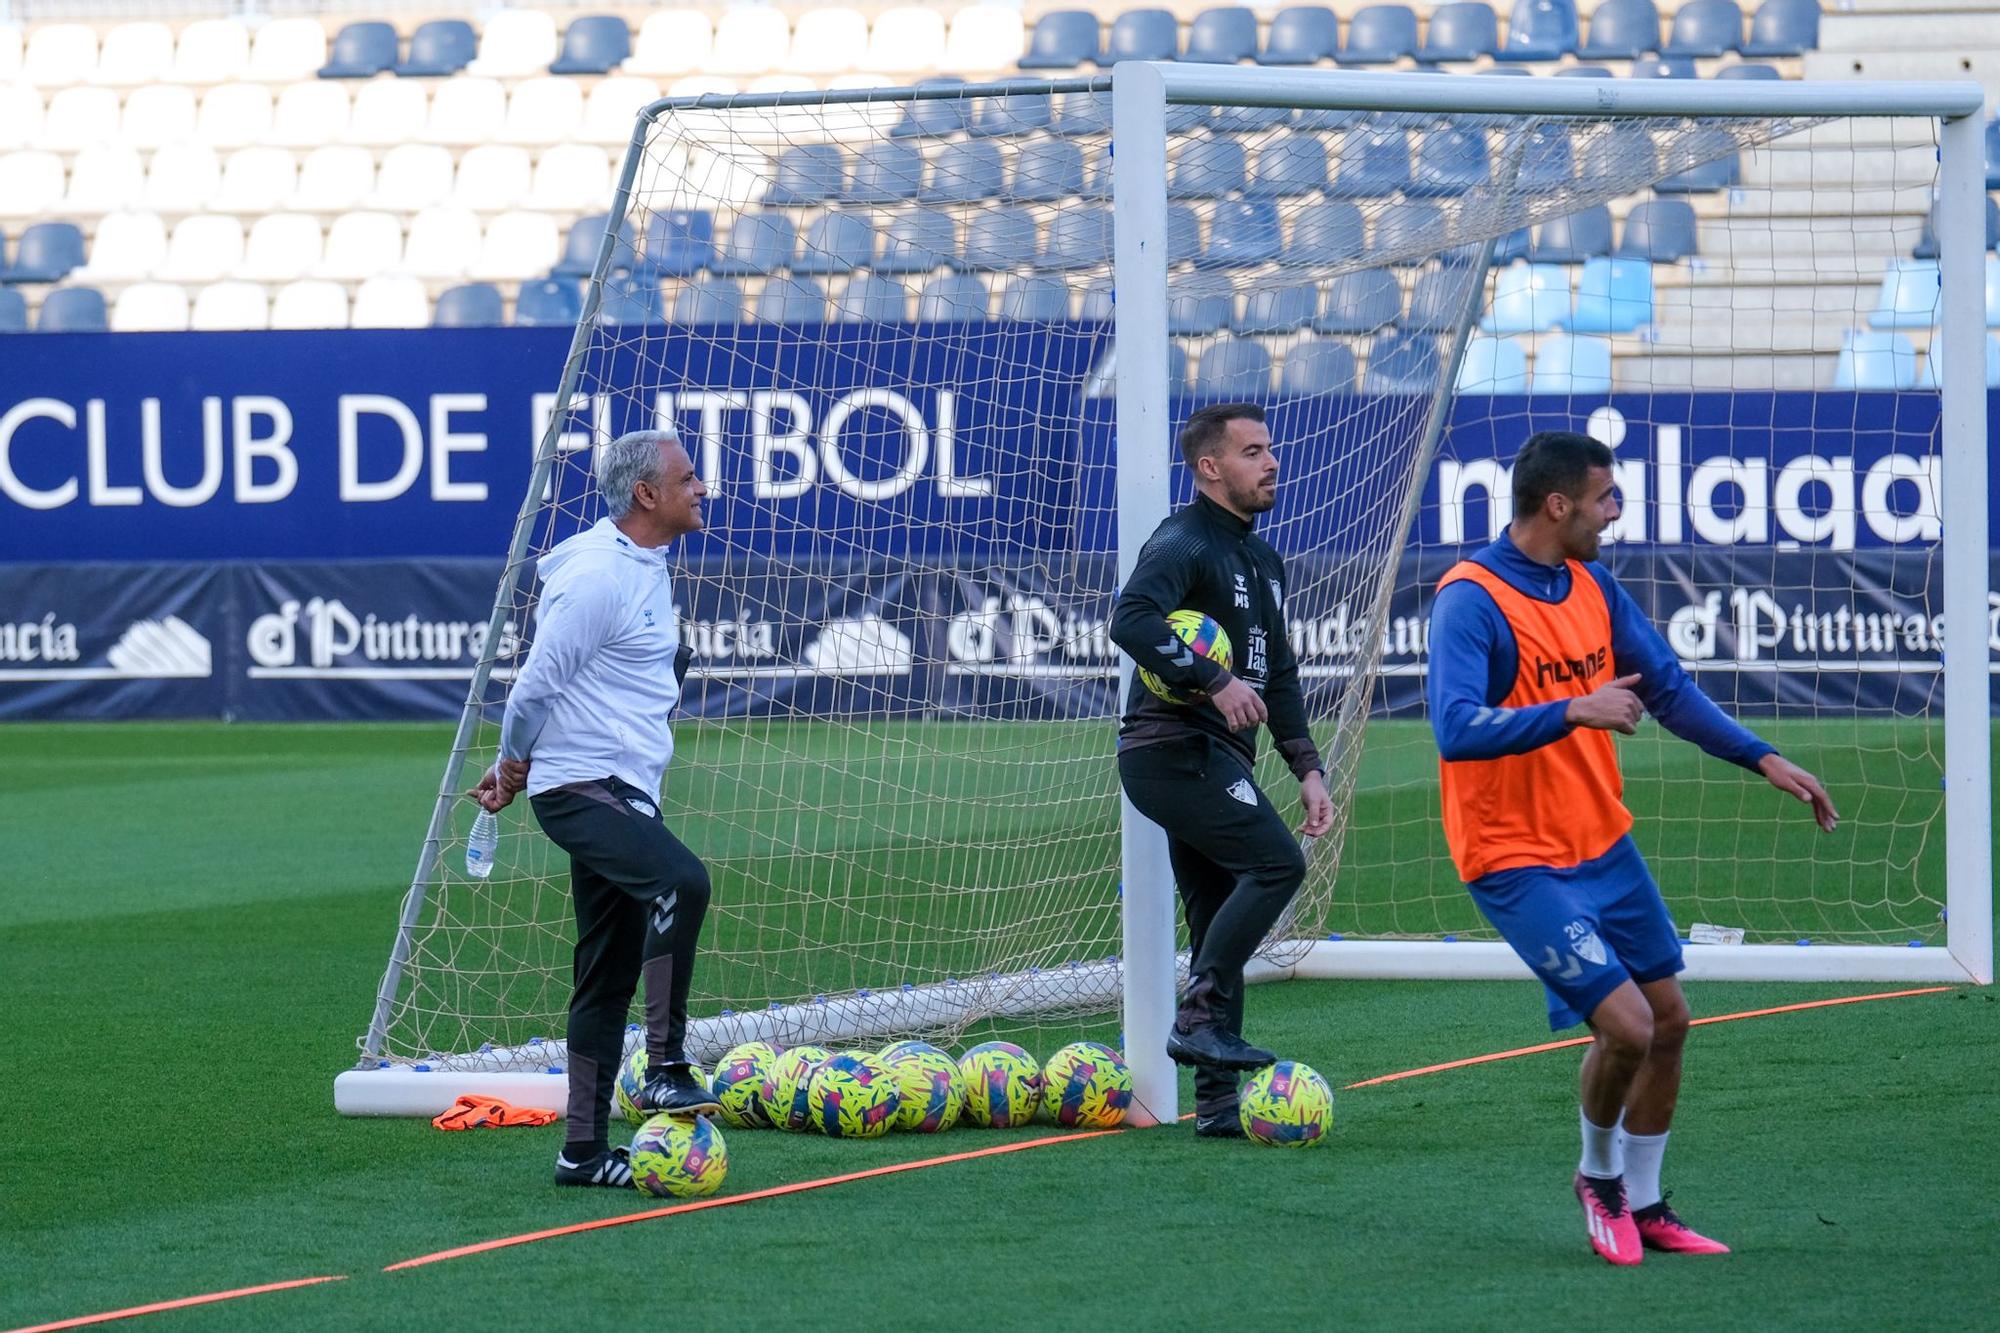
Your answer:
[0,721,1993,1330]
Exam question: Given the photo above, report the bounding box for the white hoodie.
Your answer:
[500,517,683,799]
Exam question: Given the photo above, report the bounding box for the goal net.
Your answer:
[341,71,1990,1117]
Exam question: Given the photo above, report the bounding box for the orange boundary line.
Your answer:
[3,1276,347,1333]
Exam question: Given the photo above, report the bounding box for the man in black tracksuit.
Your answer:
[1110,402,1334,1138]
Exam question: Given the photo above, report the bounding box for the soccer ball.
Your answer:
[808,1051,903,1138]
[958,1041,1044,1128]
[763,1044,832,1133]
[710,1041,784,1129]
[880,1044,964,1132]
[1138,610,1233,704]
[1237,1060,1334,1148]
[629,1112,729,1198]
[1041,1041,1133,1128]
[612,1050,707,1127]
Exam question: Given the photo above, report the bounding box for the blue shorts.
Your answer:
[1466,835,1686,1031]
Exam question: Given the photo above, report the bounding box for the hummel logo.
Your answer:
[626,797,657,819]
[1226,778,1257,806]
[1155,637,1194,668]
[1539,946,1585,982]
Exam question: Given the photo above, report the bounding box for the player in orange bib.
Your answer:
[1427,431,1838,1265]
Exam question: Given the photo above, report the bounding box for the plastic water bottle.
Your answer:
[466,810,498,879]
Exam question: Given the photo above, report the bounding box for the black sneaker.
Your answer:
[554,1145,633,1189]
[635,1062,722,1118]
[1166,1025,1276,1072]
[1194,1111,1247,1139]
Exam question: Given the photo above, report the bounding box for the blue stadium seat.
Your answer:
[1166,103,1215,134]
[1409,128,1489,196]
[848,142,925,203]
[1171,138,1248,197]
[596,274,662,326]
[1832,331,1917,389]
[2,222,86,283]
[1456,335,1530,392]
[1917,331,2000,388]
[553,214,637,279]
[1247,134,1329,197]
[1187,7,1260,62]
[1237,281,1320,333]
[1532,333,1613,393]
[833,274,907,322]
[1492,228,1533,264]
[1010,140,1086,202]
[1484,261,1572,332]
[1655,151,1738,193]
[877,211,958,275]
[962,208,1039,271]
[321,21,398,77]
[515,278,582,326]
[1663,0,1741,56]
[0,287,24,333]
[755,276,827,323]
[1989,118,2000,190]
[1619,200,1699,262]
[1496,0,1579,60]
[998,275,1072,321]
[1280,339,1358,394]
[1629,54,1698,77]
[1568,257,1654,332]
[673,277,744,324]
[923,141,1002,203]
[1109,8,1181,61]
[1329,128,1411,197]
[917,274,991,322]
[766,145,847,206]
[1371,203,1446,265]
[1044,206,1113,269]
[1215,103,1293,132]
[1364,331,1441,392]
[1054,90,1111,135]
[971,91,1055,137]
[1912,196,2000,259]
[1198,201,1282,268]
[397,19,476,76]
[1261,6,1340,64]
[794,212,875,275]
[1714,61,1781,78]
[1578,0,1659,59]
[1341,5,1419,62]
[1193,337,1273,396]
[1317,267,1401,332]
[1019,10,1102,69]
[891,82,971,140]
[1867,259,1940,330]
[640,211,713,279]
[711,213,796,276]
[1418,3,1499,61]
[1741,0,1820,54]
[1517,125,1574,191]
[1289,202,1367,263]
[1553,63,1614,76]
[549,16,631,74]
[1403,266,1471,331]
[1167,205,1203,265]
[433,282,504,327]
[1577,125,1658,183]
[38,286,108,331]
[1169,277,1236,335]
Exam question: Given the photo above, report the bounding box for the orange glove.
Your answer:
[431,1095,560,1130]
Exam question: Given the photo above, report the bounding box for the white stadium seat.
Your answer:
[425,77,507,148]
[173,20,251,84]
[248,20,327,83]
[0,85,43,152]
[628,11,710,76]
[239,212,324,281]
[112,281,192,332]
[468,9,559,78]
[581,76,658,146]
[143,143,223,213]
[293,145,375,211]
[269,278,348,329]
[453,144,531,210]
[711,7,790,75]
[190,280,270,330]
[503,77,583,147]
[668,75,738,99]
[196,83,274,148]
[402,205,481,279]
[121,85,200,150]
[315,210,403,281]
[867,7,950,74]
[746,73,814,95]
[63,144,145,216]
[23,25,98,88]
[473,210,561,282]
[350,274,429,328]
[0,150,65,218]
[368,143,454,211]
[94,23,175,87]
[784,8,867,74]
[343,79,420,148]
[76,211,169,280]
[0,25,22,81]
[39,86,121,151]
[525,144,611,211]
[269,80,352,148]
[213,147,298,214]
[943,5,1024,72]
[158,213,245,283]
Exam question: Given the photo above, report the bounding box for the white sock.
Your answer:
[1619,1126,1670,1211]
[1579,1107,1623,1179]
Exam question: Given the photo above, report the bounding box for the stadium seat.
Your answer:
[195,83,273,147]
[1554,63,1614,77]
[782,7,866,74]
[867,7,949,74]
[1577,125,1658,184]
[640,210,714,277]
[1246,134,1329,197]
[891,80,972,140]
[669,276,742,324]
[1619,200,1699,262]
[41,87,120,152]
[551,213,631,279]
[1054,89,1111,136]
[1496,0,1579,60]
[580,77,659,146]
[0,287,24,332]
[397,20,476,77]
[1020,10,1101,69]
[1316,268,1401,333]
[344,81,422,148]
[1568,257,1654,332]
[1410,128,1489,196]
[1741,0,1820,55]
[1044,206,1113,269]
[1867,259,1941,330]
[190,280,268,330]
[1009,140,1085,202]
[293,145,374,211]
[1216,101,1292,132]
[589,272,659,325]
[1418,3,1500,61]
[1629,54,1698,78]
[250,20,327,82]
[1186,7,1260,63]
[503,79,584,147]
[971,90,1056,138]
[401,206,479,280]
[514,277,581,326]
[173,21,250,83]
[345,275,425,329]
[1108,8,1180,61]
[916,273,990,321]
[0,23,16,81]
[112,282,191,332]
[430,283,503,327]
[158,214,242,283]
[1492,227,1533,264]
[95,23,174,88]
[833,273,908,322]
[1237,281,1319,334]
[1455,334,1530,392]
[1714,61,1781,79]
[1260,6,1340,65]
[74,210,165,281]
[270,80,352,148]
[1289,202,1367,263]
[475,212,559,282]
[549,15,630,75]
[1172,138,1248,198]
[1364,331,1440,393]
[239,212,323,281]
[944,6,1024,71]
[1403,266,1469,332]
[1664,0,1742,55]
[1989,254,2000,327]
[212,147,297,214]
[712,212,796,276]
[1484,261,1571,333]
[1200,201,1283,268]
[316,212,404,281]
[848,142,925,203]
[427,78,506,148]
[755,275,827,323]
[1162,205,1200,265]
[1912,196,2000,259]
[1832,330,1917,389]
[454,145,531,211]
[711,7,791,75]
[22,24,97,87]
[1917,330,2000,388]
[38,285,108,331]
[1194,337,1273,396]
[1,221,84,283]
[1516,125,1575,192]
[62,145,143,216]
[0,84,40,152]
[268,279,348,329]
[1655,151,1738,193]
[1340,5,1419,63]
[866,209,951,274]
[924,141,1003,203]
[1281,339,1358,394]
[1329,128,1411,197]
[530,145,610,212]
[794,212,875,275]
[465,10,557,77]
[961,208,1037,270]
[322,21,398,78]
[997,275,1070,321]
[121,85,198,151]
[1168,276,1235,335]
[1579,0,1660,59]
[369,144,453,211]
[765,145,847,206]
[627,11,710,76]
[1372,202,1446,265]
[1532,333,1612,393]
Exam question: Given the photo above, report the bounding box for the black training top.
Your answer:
[1109,492,1322,780]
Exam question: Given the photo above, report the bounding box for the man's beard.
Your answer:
[1233,479,1277,514]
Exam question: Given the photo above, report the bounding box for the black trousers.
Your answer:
[530,776,711,1151]
[1117,734,1308,1116]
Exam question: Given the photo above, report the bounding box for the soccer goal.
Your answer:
[337,67,1991,1123]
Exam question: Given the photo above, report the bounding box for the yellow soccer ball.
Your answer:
[881,1044,964,1132]
[763,1045,832,1133]
[1041,1041,1133,1128]
[612,1049,707,1127]
[629,1112,728,1198]
[808,1051,903,1138]
[958,1041,1043,1128]
[1138,610,1233,704]
[710,1041,784,1129]
[1238,1060,1334,1148]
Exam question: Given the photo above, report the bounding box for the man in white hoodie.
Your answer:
[473,429,719,1189]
